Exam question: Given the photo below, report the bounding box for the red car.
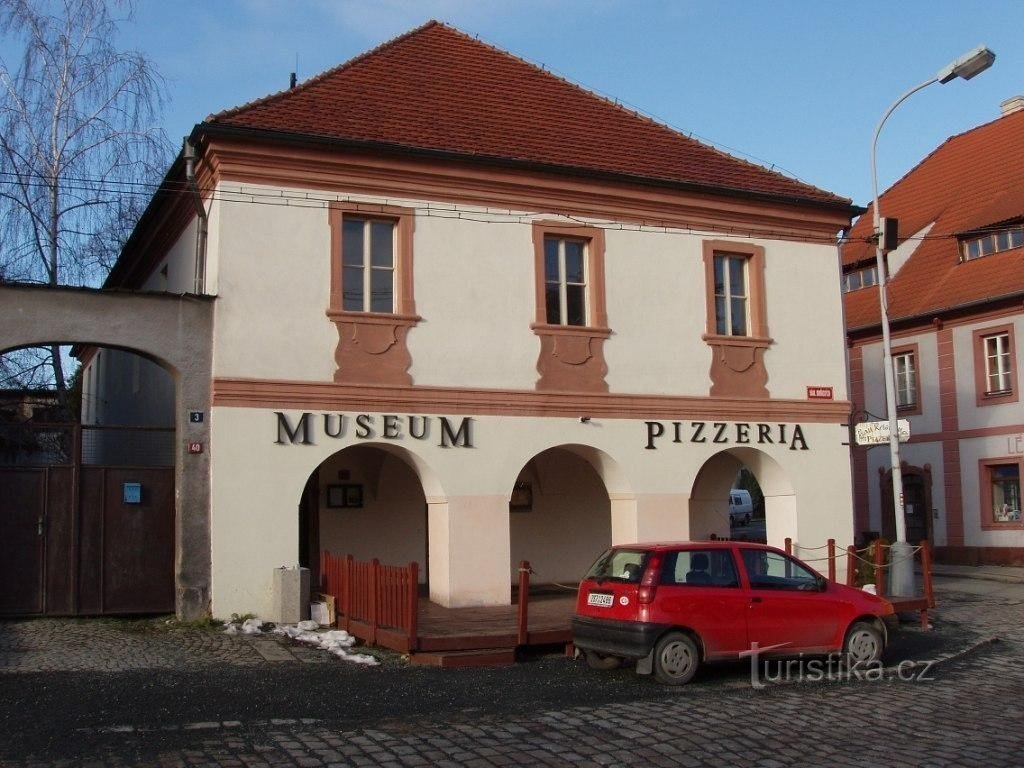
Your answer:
[572,541,895,685]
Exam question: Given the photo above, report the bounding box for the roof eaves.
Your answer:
[192,122,862,216]
[846,288,1024,336]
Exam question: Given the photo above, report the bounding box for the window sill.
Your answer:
[981,521,1024,531]
[978,389,1017,407]
[326,310,421,326]
[531,323,611,338]
[701,334,773,348]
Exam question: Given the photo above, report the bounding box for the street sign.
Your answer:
[854,419,910,446]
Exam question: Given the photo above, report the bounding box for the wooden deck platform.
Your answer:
[410,591,576,667]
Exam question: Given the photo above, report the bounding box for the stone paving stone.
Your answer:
[5,582,1024,767]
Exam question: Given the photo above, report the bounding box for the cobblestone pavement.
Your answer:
[2,576,1023,767]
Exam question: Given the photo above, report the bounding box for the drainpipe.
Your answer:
[183,138,209,295]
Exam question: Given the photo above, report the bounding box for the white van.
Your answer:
[728,489,753,526]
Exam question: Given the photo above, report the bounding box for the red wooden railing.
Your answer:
[320,551,419,653]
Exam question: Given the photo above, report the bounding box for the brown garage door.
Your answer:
[0,424,174,616]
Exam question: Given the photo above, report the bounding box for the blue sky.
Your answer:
[116,0,1022,207]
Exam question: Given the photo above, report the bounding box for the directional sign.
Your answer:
[854,419,910,446]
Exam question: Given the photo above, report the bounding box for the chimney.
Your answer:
[1000,96,1024,116]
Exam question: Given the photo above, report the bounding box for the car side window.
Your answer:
[661,550,739,588]
[742,550,818,591]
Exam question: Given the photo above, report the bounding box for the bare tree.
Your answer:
[0,0,172,412]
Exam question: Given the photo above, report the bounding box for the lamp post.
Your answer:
[870,45,995,596]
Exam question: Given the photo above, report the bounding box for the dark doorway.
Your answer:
[881,464,933,545]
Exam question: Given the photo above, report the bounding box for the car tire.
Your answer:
[652,631,700,685]
[744,514,751,526]
[584,650,623,670]
[844,621,884,665]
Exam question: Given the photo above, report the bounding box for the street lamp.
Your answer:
[870,45,995,596]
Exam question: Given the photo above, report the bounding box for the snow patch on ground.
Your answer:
[222,618,379,665]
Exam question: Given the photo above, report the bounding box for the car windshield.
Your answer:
[584,549,648,583]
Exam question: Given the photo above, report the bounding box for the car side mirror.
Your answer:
[817,575,829,592]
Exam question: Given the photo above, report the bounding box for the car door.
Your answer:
[651,548,750,659]
[740,548,842,653]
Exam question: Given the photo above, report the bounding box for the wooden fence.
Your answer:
[784,537,935,626]
[320,551,419,653]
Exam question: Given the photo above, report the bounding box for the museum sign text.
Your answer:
[274,412,473,449]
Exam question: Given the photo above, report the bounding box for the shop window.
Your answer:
[980,458,1023,529]
[892,344,921,415]
[972,324,1017,407]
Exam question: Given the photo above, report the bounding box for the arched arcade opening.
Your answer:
[689,447,795,549]
[508,444,632,589]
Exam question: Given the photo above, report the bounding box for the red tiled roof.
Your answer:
[843,107,1024,330]
[205,21,849,208]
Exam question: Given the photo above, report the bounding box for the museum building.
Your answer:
[83,22,860,617]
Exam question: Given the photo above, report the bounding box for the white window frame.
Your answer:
[894,351,917,408]
[714,252,750,336]
[544,236,589,327]
[342,217,396,314]
[985,332,1012,394]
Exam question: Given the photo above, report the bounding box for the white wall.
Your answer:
[208,406,854,617]
[954,316,1024,431]
[208,184,849,399]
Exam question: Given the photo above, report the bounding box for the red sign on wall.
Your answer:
[806,386,834,400]
[187,441,204,454]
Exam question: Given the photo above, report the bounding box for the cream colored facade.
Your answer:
[165,178,851,616]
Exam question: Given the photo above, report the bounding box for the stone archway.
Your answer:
[690,447,795,549]
[0,284,214,619]
[507,443,634,588]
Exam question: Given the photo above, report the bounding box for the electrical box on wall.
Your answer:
[123,482,142,504]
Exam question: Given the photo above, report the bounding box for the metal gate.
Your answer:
[0,423,175,616]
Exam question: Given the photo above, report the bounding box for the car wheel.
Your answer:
[844,621,884,665]
[743,514,751,526]
[584,650,623,670]
[652,631,700,685]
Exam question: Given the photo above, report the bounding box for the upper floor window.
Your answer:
[342,217,396,313]
[842,265,878,293]
[894,350,917,409]
[702,242,767,342]
[544,236,588,326]
[713,252,750,336]
[327,202,416,318]
[984,332,1012,393]
[972,324,1018,407]
[961,226,1024,261]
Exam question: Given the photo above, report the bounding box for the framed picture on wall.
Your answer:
[327,483,364,508]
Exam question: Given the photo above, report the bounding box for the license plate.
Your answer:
[587,592,614,607]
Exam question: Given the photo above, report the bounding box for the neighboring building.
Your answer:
[843,97,1024,565]
[90,21,858,617]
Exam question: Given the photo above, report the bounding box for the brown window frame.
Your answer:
[972,324,1018,407]
[979,456,1024,531]
[891,342,922,416]
[531,222,608,333]
[327,201,416,320]
[702,241,768,343]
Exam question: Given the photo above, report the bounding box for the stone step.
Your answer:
[409,647,516,668]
